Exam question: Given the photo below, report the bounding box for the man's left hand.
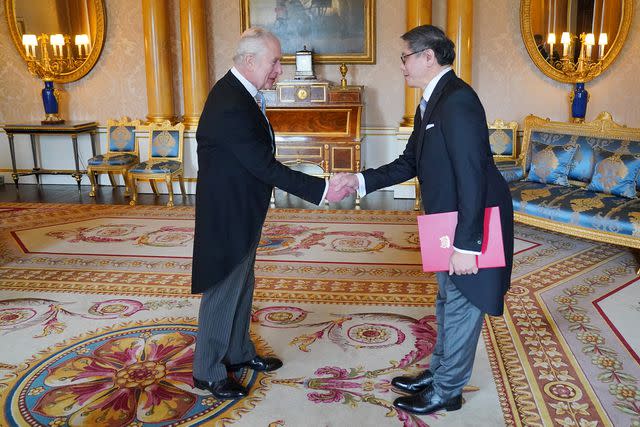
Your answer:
[449,251,478,275]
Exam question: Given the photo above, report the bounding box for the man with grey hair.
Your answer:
[191,27,346,400]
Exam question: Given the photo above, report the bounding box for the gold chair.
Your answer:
[128,121,186,207]
[87,117,142,197]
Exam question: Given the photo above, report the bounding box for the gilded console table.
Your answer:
[264,82,364,175]
[1,122,98,190]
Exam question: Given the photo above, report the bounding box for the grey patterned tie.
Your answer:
[256,91,266,115]
[419,97,427,119]
[256,91,274,152]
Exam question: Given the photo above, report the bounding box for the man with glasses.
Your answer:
[329,25,514,415]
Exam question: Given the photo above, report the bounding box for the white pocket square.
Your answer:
[425,123,435,130]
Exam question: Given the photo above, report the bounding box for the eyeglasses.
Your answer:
[400,48,427,64]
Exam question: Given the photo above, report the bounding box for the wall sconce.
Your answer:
[546,30,609,122]
[20,32,91,124]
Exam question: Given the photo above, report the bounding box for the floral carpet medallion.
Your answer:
[0,203,638,426]
[4,320,271,426]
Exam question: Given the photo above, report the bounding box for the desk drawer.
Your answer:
[276,145,323,162]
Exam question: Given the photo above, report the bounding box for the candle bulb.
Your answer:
[585,33,595,58]
[75,34,89,56]
[547,33,556,61]
[598,32,608,58]
[50,34,65,57]
[561,32,571,57]
[22,34,37,58]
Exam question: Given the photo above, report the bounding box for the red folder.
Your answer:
[417,206,505,272]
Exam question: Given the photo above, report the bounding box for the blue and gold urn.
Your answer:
[570,82,589,123]
[41,79,64,124]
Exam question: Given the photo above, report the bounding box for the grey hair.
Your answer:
[233,27,277,64]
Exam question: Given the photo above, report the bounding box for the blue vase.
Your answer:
[41,80,64,124]
[42,80,59,115]
[571,82,588,122]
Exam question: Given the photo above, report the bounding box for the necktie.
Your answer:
[256,91,266,115]
[256,91,274,152]
[419,98,427,119]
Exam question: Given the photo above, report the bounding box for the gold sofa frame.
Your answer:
[516,112,640,249]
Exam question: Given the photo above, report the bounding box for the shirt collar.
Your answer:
[231,66,259,97]
[422,66,452,104]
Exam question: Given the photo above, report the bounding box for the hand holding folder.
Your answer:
[417,206,505,272]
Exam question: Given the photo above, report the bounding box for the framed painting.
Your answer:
[240,0,375,64]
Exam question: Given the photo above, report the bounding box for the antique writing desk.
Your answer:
[2,122,98,190]
[264,82,364,176]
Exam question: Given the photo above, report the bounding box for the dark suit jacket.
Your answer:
[361,70,513,316]
[191,71,326,294]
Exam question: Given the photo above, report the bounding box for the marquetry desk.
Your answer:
[1,122,98,190]
[264,82,364,175]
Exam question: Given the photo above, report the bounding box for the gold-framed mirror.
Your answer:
[520,0,633,83]
[4,0,106,83]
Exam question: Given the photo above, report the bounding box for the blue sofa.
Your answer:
[504,112,640,249]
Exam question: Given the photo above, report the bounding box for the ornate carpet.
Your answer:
[0,203,638,426]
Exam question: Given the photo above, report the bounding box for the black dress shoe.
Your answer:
[391,369,434,393]
[192,377,248,399]
[393,384,462,415]
[227,355,283,372]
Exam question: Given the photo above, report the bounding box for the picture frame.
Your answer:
[240,0,375,64]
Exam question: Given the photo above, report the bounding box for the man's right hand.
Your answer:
[326,173,359,202]
[331,173,358,192]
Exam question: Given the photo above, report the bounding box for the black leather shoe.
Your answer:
[192,377,248,399]
[391,369,434,393]
[393,384,462,415]
[227,355,283,372]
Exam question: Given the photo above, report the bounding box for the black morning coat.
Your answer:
[361,70,514,316]
[191,71,326,294]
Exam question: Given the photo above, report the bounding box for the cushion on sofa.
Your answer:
[527,131,640,187]
[526,141,578,186]
[585,148,640,198]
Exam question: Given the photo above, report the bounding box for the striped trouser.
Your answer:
[192,244,258,382]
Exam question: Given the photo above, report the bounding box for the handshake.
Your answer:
[326,173,359,203]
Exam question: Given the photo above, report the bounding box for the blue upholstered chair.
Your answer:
[87,117,142,197]
[488,119,524,182]
[128,121,186,207]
